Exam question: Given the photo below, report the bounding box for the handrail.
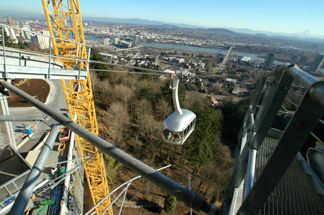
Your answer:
[0,170,30,192]
[224,63,324,214]
[0,46,89,65]
[285,64,324,107]
[0,24,91,75]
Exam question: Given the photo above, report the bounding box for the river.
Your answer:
[84,36,291,64]
[142,42,265,61]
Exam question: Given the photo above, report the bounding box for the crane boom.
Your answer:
[41,0,113,214]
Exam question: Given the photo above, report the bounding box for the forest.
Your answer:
[90,48,248,214]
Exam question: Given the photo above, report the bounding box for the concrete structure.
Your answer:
[31,31,50,49]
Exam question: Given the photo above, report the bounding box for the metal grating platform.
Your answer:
[256,137,324,215]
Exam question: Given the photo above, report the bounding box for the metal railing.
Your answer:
[223,64,324,215]
[0,79,219,215]
[0,24,91,79]
[0,169,30,208]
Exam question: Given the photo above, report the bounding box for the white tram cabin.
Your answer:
[163,109,196,145]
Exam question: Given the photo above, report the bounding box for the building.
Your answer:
[21,25,32,40]
[7,18,19,35]
[31,31,50,49]
[310,54,324,73]
[103,38,111,45]
[241,56,251,62]
[3,26,18,44]
[264,53,275,69]
[113,38,119,45]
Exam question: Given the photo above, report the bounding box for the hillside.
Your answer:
[5,74,239,214]
[92,71,234,214]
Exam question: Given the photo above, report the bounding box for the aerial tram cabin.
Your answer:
[163,77,196,145]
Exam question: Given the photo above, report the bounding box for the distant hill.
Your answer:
[0,10,44,19]
[207,28,236,34]
[82,16,202,29]
[1,9,324,44]
[228,27,324,44]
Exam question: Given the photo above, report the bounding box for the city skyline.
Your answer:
[1,0,324,37]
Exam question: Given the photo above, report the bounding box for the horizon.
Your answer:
[1,0,324,37]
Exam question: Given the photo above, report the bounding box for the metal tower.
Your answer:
[41,0,113,214]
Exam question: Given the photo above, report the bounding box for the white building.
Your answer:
[114,38,119,45]
[241,56,251,62]
[4,27,18,44]
[21,25,32,40]
[103,38,111,45]
[31,31,50,49]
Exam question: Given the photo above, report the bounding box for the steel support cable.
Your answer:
[89,59,169,73]
[0,80,219,215]
[85,165,171,215]
[99,188,126,215]
[44,153,96,167]
[89,69,164,76]
[0,43,89,66]
[34,151,98,196]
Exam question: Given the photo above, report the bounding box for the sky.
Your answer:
[1,0,324,36]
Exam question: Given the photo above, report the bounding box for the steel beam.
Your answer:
[9,124,61,215]
[221,67,293,214]
[0,80,219,215]
[0,115,47,121]
[238,82,324,214]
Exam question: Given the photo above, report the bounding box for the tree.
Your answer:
[0,26,14,47]
[221,98,249,144]
[155,98,172,121]
[164,194,177,213]
[90,48,111,80]
[160,80,186,107]
[108,102,129,146]
[134,60,141,73]
[184,101,222,173]
[137,86,156,101]
[104,154,121,184]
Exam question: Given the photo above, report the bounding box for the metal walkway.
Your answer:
[223,64,324,215]
[257,138,324,215]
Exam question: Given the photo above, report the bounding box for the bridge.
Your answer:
[218,46,233,71]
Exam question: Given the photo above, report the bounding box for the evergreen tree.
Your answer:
[185,100,222,170]
[164,194,177,213]
[90,48,111,80]
[160,80,186,108]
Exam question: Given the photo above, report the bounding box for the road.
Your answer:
[190,91,243,103]
[9,80,68,153]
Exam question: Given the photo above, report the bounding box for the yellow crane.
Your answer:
[41,0,113,214]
